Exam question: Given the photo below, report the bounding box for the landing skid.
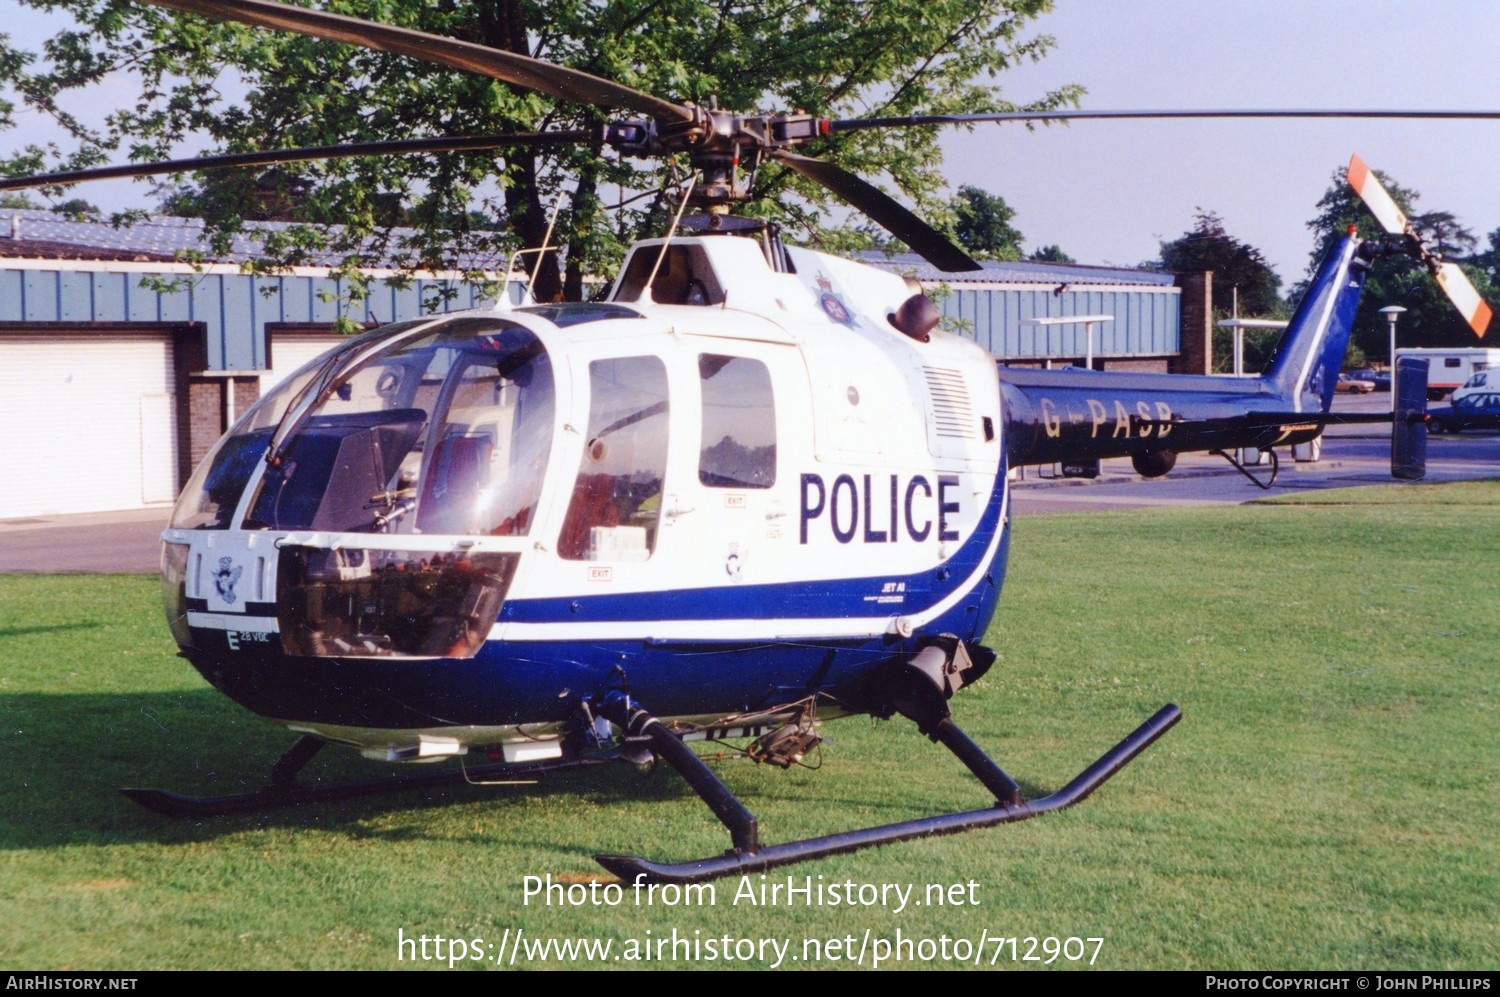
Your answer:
[123,648,1180,883]
[593,644,1181,885]
[122,734,606,819]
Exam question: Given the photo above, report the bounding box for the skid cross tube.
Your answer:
[1211,447,1280,489]
[598,691,759,853]
[926,717,1022,807]
[270,734,325,788]
[596,703,1181,885]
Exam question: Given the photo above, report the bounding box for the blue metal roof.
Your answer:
[0,210,1175,287]
[0,208,509,271]
[0,211,1181,367]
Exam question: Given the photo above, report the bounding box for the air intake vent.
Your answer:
[922,366,974,439]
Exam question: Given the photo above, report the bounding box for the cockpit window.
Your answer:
[559,356,669,561]
[413,341,555,536]
[699,354,776,488]
[166,325,407,531]
[181,319,556,535]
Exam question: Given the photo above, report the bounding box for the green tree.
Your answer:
[1028,244,1074,263]
[1157,209,1283,316]
[158,169,318,224]
[49,196,100,219]
[1466,227,1500,286]
[1155,210,1284,373]
[0,0,1081,308]
[950,184,1024,260]
[1297,164,1488,360]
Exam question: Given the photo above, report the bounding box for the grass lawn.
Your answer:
[1,480,1496,970]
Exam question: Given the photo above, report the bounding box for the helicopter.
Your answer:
[5,0,1493,886]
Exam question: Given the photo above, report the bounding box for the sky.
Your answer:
[7,0,1500,285]
[939,1,1500,282]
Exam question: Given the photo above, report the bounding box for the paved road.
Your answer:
[0,507,169,574]
[1,394,1494,573]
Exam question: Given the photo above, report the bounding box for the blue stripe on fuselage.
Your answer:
[499,468,1006,629]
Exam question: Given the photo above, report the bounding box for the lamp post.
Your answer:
[1379,305,1407,412]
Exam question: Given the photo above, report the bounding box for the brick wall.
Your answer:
[185,379,222,469]
[1172,271,1213,375]
[170,324,209,490]
[184,375,263,470]
[1103,358,1170,373]
[233,378,261,423]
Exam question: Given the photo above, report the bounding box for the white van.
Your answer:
[1452,368,1494,404]
[1395,348,1500,399]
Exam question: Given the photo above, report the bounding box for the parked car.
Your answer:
[1347,368,1392,391]
[1428,391,1500,433]
[1336,373,1376,393]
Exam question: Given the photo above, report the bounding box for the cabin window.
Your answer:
[612,245,723,305]
[559,356,670,561]
[698,354,776,488]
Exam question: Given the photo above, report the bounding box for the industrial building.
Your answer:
[0,209,1208,518]
[859,252,1197,371]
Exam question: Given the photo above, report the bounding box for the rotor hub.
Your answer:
[603,107,832,207]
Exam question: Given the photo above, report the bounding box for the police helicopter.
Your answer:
[6,0,1494,885]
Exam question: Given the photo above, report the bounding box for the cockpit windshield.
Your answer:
[170,318,555,536]
[167,325,399,531]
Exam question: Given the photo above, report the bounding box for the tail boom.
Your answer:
[999,236,1372,471]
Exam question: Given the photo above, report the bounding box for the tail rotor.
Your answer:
[1348,153,1492,338]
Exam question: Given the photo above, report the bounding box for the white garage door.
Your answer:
[261,335,345,394]
[0,334,177,518]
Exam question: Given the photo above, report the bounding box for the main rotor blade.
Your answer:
[0,132,591,193]
[772,151,981,273]
[138,0,693,124]
[829,108,1500,133]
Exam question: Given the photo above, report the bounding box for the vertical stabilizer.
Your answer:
[1262,236,1368,413]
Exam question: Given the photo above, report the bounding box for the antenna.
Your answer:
[642,176,698,302]
[497,196,564,309]
[526,197,564,305]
